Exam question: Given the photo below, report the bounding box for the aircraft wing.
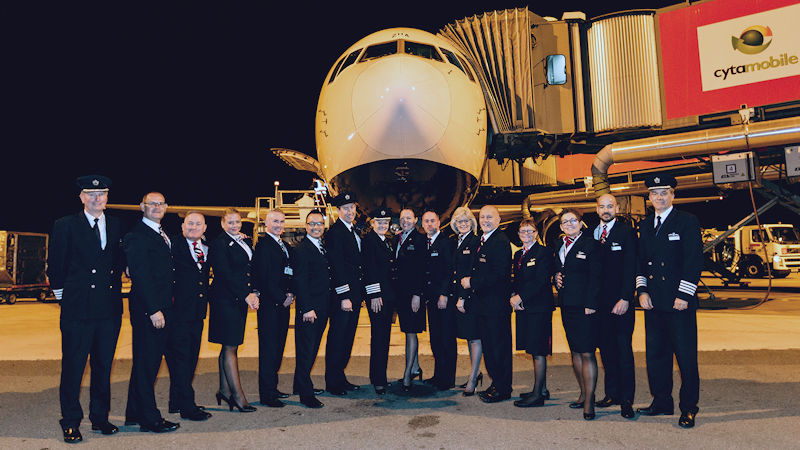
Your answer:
[106,204,261,222]
[271,148,325,180]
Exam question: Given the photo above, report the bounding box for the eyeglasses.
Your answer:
[455,219,471,224]
[144,202,167,208]
[561,219,579,225]
[518,229,536,234]
[306,221,324,227]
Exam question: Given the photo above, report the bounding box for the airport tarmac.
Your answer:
[1,273,799,448]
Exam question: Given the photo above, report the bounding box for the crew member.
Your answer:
[461,205,513,403]
[324,192,364,395]
[165,211,212,421]
[636,174,703,429]
[292,210,332,408]
[421,210,456,390]
[593,194,636,419]
[48,175,124,443]
[124,192,180,433]
[253,209,294,407]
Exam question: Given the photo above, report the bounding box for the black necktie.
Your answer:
[655,216,662,235]
[92,217,101,248]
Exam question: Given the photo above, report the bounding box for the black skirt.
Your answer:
[396,290,426,333]
[208,297,248,346]
[560,305,597,353]
[456,296,480,340]
[515,311,552,356]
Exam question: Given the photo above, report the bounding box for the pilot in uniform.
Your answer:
[47,175,124,443]
[635,174,703,429]
[324,192,365,395]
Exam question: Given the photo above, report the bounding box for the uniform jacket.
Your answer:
[554,231,601,310]
[171,237,210,322]
[511,242,555,314]
[362,231,395,302]
[252,235,293,307]
[451,233,479,302]
[423,233,455,301]
[594,219,636,311]
[469,229,512,316]
[324,219,364,302]
[47,212,125,320]
[124,220,174,317]
[292,236,331,315]
[636,209,703,311]
[208,233,254,304]
[393,229,425,297]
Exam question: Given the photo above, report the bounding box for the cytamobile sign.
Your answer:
[697,3,800,91]
[659,0,800,120]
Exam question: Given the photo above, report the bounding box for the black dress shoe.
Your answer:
[521,387,550,400]
[595,396,618,408]
[514,394,545,408]
[344,381,360,391]
[569,400,585,409]
[275,391,290,399]
[63,427,83,443]
[479,390,511,403]
[181,409,212,421]
[423,376,438,385]
[637,403,674,416]
[327,386,347,396]
[374,385,387,395]
[91,421,119,435]
[436,383,455,391]
[261,398,286,408]
[300,396,324,408]
[293,388,325,396]
[479,385,497,397]
[140,419,180,433]
[620,401,635,419]
[679,410,697,429]
[124,418,139,426]
[583,411,596,420]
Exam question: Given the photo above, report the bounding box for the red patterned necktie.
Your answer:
[517,246,528,269]
[193,241,204,270]
[477,235,485,253]
[565,236,573,249]
[159,226,170,247]
[600,224,607,244]
[427,236,432,249]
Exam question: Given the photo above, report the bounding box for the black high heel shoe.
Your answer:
[229,399,257,413]
[462,373,483,396]
[584,395,596,420]
[458,372,483,389]
[397,369,423,384]
[215,392,231,407]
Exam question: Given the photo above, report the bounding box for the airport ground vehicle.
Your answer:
[705,224,800,279]
[0,231,53,304]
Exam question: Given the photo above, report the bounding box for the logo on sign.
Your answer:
[731,25,773,54]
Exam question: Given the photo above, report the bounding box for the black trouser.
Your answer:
[644,309,700,413]
[366,297,394,387]
[257,303,290,401]
[125,309,170,426]
[59,316,121,429]
[478,312,513,396]
[165,319,204,413]
[598,308,635,403]
[426,297,457,387]
[293,308,329,398]
[325,296,362,389]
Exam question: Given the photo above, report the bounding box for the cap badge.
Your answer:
[92,179,99,186]
[654,177,660,184]
[344,194,350,200]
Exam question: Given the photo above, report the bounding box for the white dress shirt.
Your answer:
[84,210,107,250]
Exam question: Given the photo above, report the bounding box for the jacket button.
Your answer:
[199,293,204,298]
[247,272,251,277]
[110,270,114,274]
[91,284,96,289]
[199,281,203,286]
[649,275,653,280]
[109,285,113,289]
[662,276,666,281]
[91,269,97,274]
[661,262,665,267]
[648,262,652,266]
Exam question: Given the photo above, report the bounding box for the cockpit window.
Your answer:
[360,42,398,62]
[336,49,363,78]
[404,41,443,62]
[455,54,476,82]
[440,48,466,74]
[328,57,346,84]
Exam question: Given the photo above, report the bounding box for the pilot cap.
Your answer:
[76,174,112,192]
[370,206,392,220]
[330,191,357,207]
[644,173,677,190]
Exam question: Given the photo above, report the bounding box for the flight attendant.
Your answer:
[636,174,703,429]
[394,208,426,390]
[510,220,555,408]
[208,208,259,413]
[48,175,124,443]
[451,207,483,396]
[361,207,395,394]
[553,208,602,420]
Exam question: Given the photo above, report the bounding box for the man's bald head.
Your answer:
[596,193,618,223]
[478,205,500,233]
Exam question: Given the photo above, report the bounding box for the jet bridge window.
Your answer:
[360,42,398,62]
[546,54,567,85]
[404,41,443,62]
[335,49,363,79]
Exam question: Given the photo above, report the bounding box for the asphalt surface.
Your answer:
[1,274,799,448]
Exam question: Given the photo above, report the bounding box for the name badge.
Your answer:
[479,257,487,263]
[526,259,536,267]
[576,251,586,259]
[408,245,415,250]
[431,252,439,257]
[462,249,471,255]
[668,233,681,241]
[284,267,293,276]
[611,244,622,251]
[228,241,235,247]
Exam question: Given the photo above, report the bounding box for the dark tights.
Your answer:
[571,351,598,415]
[218,345,250,408]
[530,355,547,397]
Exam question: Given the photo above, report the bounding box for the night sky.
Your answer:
[5,1,798,237]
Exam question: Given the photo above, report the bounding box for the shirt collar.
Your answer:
[307,235,323,249]
[267,232,283,243]
[427,230,440,243]
[373,230,386,241]
[186,237,203,247]
[84,210,104,225]
[482,227,497,240]
[340,218,354,231]
[656,206,674,221]
[142,217,161,234]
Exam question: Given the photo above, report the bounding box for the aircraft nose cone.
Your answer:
[352,56,450,157]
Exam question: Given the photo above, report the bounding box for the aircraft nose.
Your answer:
[352,56,451,157]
